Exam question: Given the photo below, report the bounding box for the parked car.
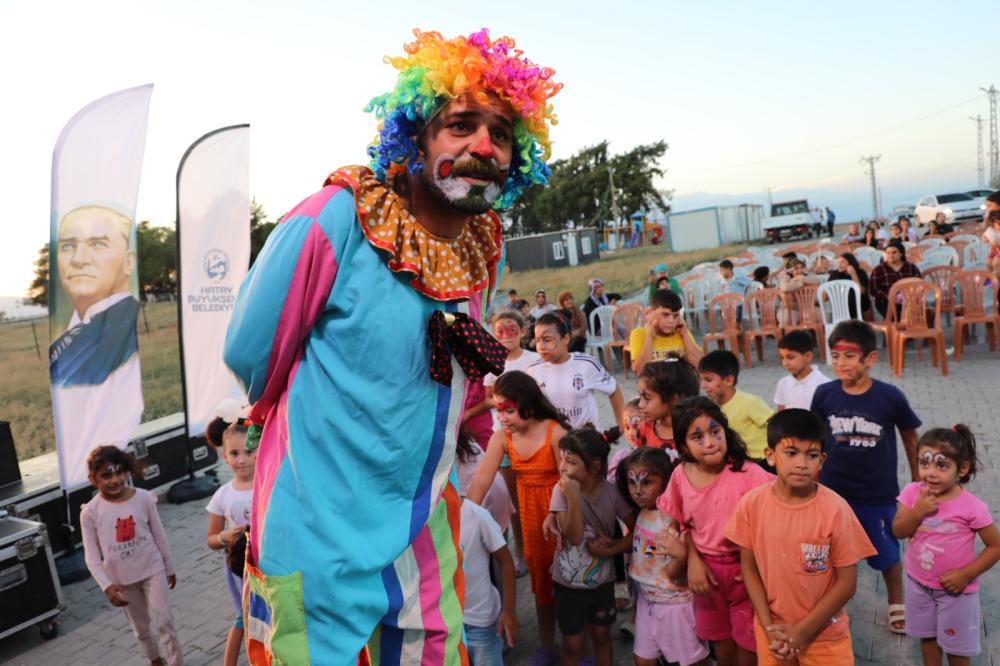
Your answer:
[762,199,815,243]
[890,204,915,220]
[913,193,983,226]
[966,189,993,210]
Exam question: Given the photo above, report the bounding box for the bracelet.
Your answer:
[217,533,227,547]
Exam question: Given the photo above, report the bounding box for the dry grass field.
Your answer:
[0,242,745,459]
[496,242,746,300]
[0,301,183,459]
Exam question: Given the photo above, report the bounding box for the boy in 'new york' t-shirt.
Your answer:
[810,321,921,635]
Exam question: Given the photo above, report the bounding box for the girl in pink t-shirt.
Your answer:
[80,446,182,666]
[658,396,772,666]
[893,425,1000,664]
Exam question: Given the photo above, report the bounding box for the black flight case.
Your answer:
[0,514,63,640]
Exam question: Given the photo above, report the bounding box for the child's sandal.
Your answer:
[888,604,906,634]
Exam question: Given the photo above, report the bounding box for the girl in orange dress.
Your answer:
[469,370,568,664]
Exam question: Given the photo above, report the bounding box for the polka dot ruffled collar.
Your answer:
[324,166,502,302]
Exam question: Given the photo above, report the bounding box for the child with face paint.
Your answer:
[468,370,568,662]
[549,427,635,665]
[892,426,1000,665]
[80,446,182,666]
[813,320,921,635]
[527,312,626,436]
[636,357,701,461]
[617,447,710,666]
[726,409,876,665]
[658,396,772,666]
[482,310,539,574]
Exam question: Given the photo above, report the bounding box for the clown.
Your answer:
[223,29,560,664]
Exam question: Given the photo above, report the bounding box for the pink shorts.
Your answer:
[693,553,756,652]
[634,593,710,665]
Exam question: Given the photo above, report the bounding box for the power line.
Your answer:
[671,94,982,174]
[982,86,999,188]
[859,155,881,220]
[970,115,985,188]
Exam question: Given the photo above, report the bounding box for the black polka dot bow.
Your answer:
[428,310,507,386]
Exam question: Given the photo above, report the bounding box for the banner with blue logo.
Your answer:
[49,84,153,490]
[177,125,250,437]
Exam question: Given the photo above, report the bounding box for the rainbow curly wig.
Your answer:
[365,28,562,210]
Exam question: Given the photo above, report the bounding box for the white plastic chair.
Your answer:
[585,305,616,368]
[918,237,946,249]
[816,280,862,364]
[809,250,836,268]
[853,246,882,268]
[922,245,959,268]
[950,233,978,244]
[963,241,989,267]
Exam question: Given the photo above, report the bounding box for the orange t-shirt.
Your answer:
[723,482,876,642]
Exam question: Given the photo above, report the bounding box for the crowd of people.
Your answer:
[75,199,1000,666]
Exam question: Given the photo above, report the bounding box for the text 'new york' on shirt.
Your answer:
[811,379,921,505]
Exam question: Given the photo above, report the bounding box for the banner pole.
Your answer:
[167,124,249,503]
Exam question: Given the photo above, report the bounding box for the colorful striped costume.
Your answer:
[223,167,501,664]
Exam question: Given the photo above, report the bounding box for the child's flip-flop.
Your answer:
[888,604,906,634]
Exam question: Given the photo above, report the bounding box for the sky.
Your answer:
[1,0,997,296]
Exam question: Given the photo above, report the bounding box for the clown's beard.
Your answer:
[423,154,506,215]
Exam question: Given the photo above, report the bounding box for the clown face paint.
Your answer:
[917,446,962,496]
[428,152,507,214]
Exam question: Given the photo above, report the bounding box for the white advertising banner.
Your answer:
[177,125,250,437]
[49,84,153,490]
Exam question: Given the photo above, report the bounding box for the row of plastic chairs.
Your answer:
[698,269,999,375]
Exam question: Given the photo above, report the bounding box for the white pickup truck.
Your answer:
[762,199,817,244]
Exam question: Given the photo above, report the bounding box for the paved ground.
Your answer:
[2,317,1000,664]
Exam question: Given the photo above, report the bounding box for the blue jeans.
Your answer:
[464,623,504,666]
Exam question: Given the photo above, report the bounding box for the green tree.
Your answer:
[250,198,276,266]
[136,220,177,298]
[506,140,671,235]
[27,243,49,305]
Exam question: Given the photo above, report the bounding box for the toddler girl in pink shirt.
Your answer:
[81,446,182,666]
[893,425,1000,665]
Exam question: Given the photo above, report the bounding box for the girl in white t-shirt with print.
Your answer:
[206,420,255,666]
[527,312,625,436]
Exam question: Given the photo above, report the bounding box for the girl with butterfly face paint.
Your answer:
[892,425,1000,665]
[616,447,710,666]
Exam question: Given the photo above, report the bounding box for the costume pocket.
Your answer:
[244,562,310,666]
[797,539,832,574]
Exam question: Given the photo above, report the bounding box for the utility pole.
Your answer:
[982,86,999,188]
[971,114,986,188]
[764,185,774,207]
[859,155,881,220]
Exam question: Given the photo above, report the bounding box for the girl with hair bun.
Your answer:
[80,446,182,666]
[893,425,1000,664]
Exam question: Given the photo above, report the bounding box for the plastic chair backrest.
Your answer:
[589,305,616,341]
[962,241,988,266]
[887,278,939,331]
[707,293,743,334]
[922,245,959,267]
[922,266,959,309]
[613,303,643,342]
[950,233,978,244]
[745,288,781,331]
[854,246,882,267]
[953,270,995,318]
[816,280,861,324]
[918,237,946,248]
[788,284,822,323]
